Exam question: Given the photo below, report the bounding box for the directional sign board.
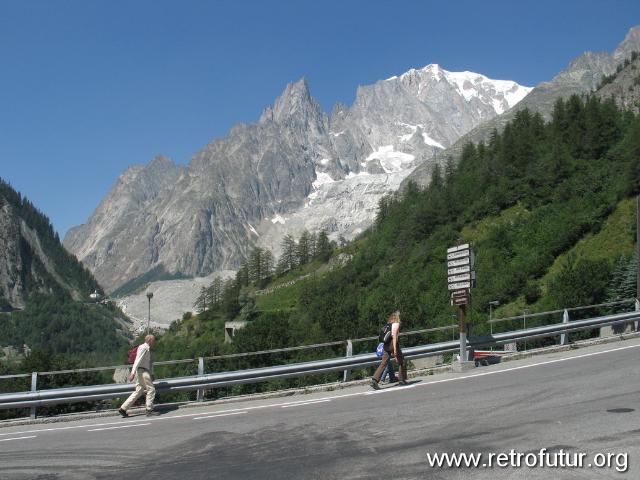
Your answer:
[450,292,468,306]
[448,281,472,291]
[447,249,470,261]
[448,265,471,276]
[448,257,472,268]
[447,243,475,305]
[451,290,469,306]
[449,273,471,283]
[447,244,469,253]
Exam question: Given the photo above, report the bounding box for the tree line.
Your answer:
[193,230,337,316]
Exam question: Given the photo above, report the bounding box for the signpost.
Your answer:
[447,243,475,367]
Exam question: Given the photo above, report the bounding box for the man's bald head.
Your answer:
[145,334,156,346]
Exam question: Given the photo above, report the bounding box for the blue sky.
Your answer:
[1,0,639,237]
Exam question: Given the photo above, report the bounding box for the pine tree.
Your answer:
[606,253,637,313]
[619,252,638,300]
[194,286,208,313]
[236,264,250,288]
[221,278,241,319]
[297,230,312,266]
[309,232,318,258]
[278,234,297,273]
[248,247,265,285]
[262,250,274,281]
[315,230,333,262]
[208,276,224,307]
[430,163,443,188]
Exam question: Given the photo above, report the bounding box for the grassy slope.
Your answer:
[471,197,636,319]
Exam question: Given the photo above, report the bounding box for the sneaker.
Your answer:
[370,378,380,390]
[118,408,128,418]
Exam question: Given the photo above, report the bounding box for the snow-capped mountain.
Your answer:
[64,65,531,293]
[406,26,640,188]
[254,65,531,257]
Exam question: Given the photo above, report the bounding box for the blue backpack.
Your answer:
[375,342,385,357]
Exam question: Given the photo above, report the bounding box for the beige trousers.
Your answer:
[121,368,156,411]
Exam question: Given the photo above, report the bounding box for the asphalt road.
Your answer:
[1,339,640,479]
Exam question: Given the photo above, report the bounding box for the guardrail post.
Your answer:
[30,372,37,419]
[560,309,569,345]
[635,299,640,332]
[196,357,205,402]
[343,340,353,382]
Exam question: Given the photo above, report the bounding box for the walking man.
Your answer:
[119,334,157,417]
[371,311,408,389]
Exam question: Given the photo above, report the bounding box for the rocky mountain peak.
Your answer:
[148,154,176,171]
[260,78,321,125]
[119,155,183,201]
[546,50,615,91]
[613,26,640,61]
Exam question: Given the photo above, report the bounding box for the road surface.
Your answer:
[1,338,639,479]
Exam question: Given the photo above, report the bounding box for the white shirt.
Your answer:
[131,342,153,373]
[391,322,400,338]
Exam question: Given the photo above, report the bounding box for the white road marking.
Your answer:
[280,398,332,405]
[0,419,152,437]
[281,399,331,408]
[364,388,396,395]
[0,435,37,442]
[409,343,640,389]
[88,423,150,432]
[193,411,247,420]
[397,383,417,389]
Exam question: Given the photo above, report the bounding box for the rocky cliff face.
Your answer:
[0,200,27,308]
[64,68,532,293]
[0,182,98,308]
[405,26,640,188]
[596,55,640,113]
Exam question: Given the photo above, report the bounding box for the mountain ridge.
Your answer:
[64,64,532,293]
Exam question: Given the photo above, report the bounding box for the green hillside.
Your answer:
[152,94,639,372]
[0,179,131,364]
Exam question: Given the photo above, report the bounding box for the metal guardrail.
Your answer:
[0,323,457,418]
[487,299,636,325]
[0,324,457,380]
[1,310,638,412]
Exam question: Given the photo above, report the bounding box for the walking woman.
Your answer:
[371,310,408,389]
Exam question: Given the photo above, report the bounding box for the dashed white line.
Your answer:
[87,423,150,432]
[281,399,331,408]
[0,435,37,442]
[193,411,248,420]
